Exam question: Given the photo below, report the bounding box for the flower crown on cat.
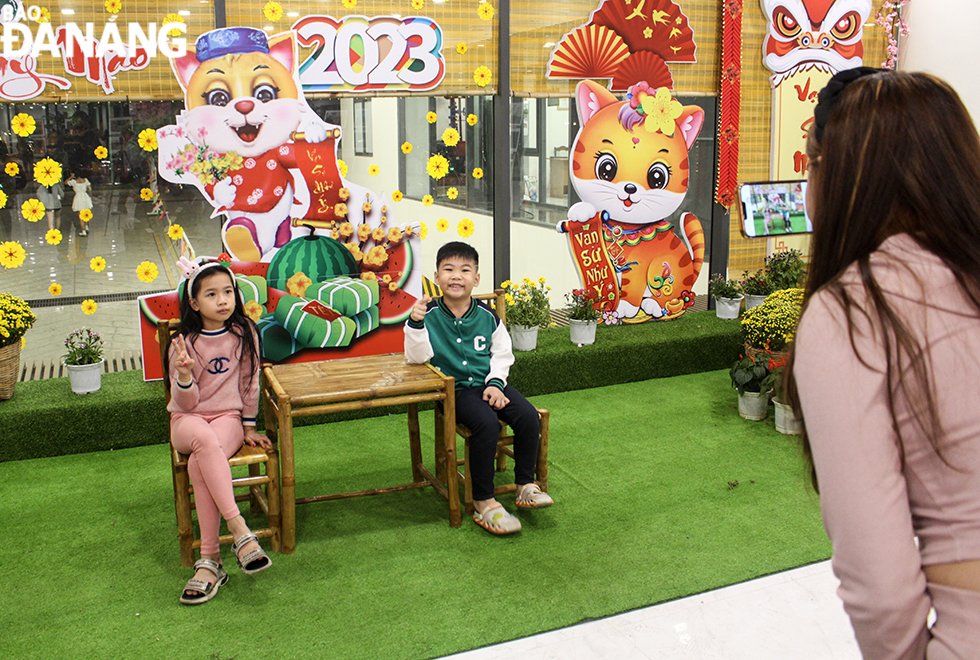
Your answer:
[622,82,685,137]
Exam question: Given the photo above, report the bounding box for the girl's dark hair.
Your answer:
[786,71,980,490]
[178,264,261,390]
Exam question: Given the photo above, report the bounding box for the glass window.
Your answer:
[353,98,373,156]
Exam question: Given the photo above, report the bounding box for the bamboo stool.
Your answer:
[157,320,282,567]
[435,405,549,514]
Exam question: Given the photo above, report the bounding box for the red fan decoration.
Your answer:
[548,24,630,79]
[591,0,697,62]
[610,50,673,92]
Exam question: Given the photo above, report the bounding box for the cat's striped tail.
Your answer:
[679,212,705,289]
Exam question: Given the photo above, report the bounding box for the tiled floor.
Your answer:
[444,560,859,660]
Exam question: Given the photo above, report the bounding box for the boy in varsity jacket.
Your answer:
[404,242,554,534]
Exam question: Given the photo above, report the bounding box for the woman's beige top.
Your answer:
[795,233,980,659]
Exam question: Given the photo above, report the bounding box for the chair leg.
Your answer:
[248,462,261,513]
[537,409,550,492]
[463,440,474,514]
[495,436,508,473]
[434,405,447,486]
[266,446,282,553]
[173,463,195,567]
[407,403,424,482]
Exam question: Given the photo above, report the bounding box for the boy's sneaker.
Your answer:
[515,483,554,509]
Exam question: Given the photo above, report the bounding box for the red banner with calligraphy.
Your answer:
[565,214,620,313]
[290,132,345,227]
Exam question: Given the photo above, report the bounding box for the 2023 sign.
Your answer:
[294,15,444,92]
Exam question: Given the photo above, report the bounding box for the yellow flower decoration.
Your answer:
[342,0,356,8]
[104,0,122,14]
[243,300,263,322]
[35,7,50,23]
[391,190,404,202]
[478,3,495,20]
[90,256,107,273]
[457,218,475,238]
[338,222,354,238]
[0,241,26,269]
[0,190,6,209]
[466,114,478,126]
[334,202,348,217]
[357,224,372,241]
[22,198,45,222]
[455,43,468,55]
[344,242,364,262]
[45,229,62,245]
[34,157,63,187]
[368,164,380,176]
[11,113,36,137]
[81,299,98,315]
[49,282,62,296]
[136,260,159,283]
[362,201,373,214]
[361,271,378,281]
[447,187,459,200]
[262,1,283,21]
[287,272,313,297]
[426,154,450,180]
[79,209,93,222]
[338,159,349,176]
[94,146,108,159]
[473,66,493,88]
[138,128,158,151]
[371,226,386,242]
[442,128,460,147]
[419,223,429,239]
[139,187,154,201]
[162,14,185,38]
[436,218,449,232]
[472,167,484,180]
[388,282,400,292]
[4,162,19,176]
[387,227,403,243]
[167,224,184,240]
[401,142,413,155]
[426,112,438,124]
[422,194,434,206]
[640,87,683,137]
[411,0,424,9]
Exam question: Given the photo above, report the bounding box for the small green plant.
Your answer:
[741,288,804,351]
[730,352,772,394]
[765,249,807,291]
[63,328,104,365]
[740,269,774,296]
[502,277,551,327]
[708,273,742,300]
[565,288,602,322]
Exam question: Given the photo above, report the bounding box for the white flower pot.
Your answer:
[773,399,802,435]
[509,325,538,352]
[714,296,743,319]
[744,293,768,310]
[737,390,769,421]
[66,360,103,394]
[569,319,597,346]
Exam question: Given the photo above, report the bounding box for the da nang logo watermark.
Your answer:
[0,2,187,58]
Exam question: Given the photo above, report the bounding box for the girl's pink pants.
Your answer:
[170,413,244,556]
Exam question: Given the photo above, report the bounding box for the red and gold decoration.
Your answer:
[715,0,742,207]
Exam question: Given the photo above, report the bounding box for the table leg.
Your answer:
[407,403,423,482]
[278,396,297,553]
[442,385,461,527]
[262,391,282,553]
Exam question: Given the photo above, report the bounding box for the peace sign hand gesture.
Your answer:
[173,334,195,382]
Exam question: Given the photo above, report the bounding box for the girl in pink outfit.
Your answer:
[788,70,980,659]
[168,260,272,605]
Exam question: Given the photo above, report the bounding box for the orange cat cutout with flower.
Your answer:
[558,80,704,322]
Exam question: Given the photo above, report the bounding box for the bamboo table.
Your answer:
[262,353,460,553]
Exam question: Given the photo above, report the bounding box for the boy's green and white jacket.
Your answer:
[404,298,513,391]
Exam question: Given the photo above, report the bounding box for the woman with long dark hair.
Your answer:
[788,69,980,658]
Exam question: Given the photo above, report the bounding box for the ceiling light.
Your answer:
[178,10,190,16]
[263,25,273,31]
[62,8,75,15]
[543,42,554,48]
[286,11,299,17]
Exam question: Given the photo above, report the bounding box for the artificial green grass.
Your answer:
[0,370,828,659]
[0,311,741,462]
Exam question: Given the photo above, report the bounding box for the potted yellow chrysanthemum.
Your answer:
[0,292,36,400]
[502,277,551,351]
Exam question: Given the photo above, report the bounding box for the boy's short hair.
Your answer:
[436,241,479,268]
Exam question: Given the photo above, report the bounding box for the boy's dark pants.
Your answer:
[455,385,540,502]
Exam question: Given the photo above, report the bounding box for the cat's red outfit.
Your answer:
[205,144,298,212]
